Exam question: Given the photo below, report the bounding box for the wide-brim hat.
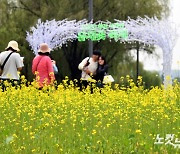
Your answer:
[6,40,20,51]
[38,43,51,53]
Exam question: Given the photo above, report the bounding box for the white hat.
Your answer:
[38,43,51,53]
[6,40,20,51]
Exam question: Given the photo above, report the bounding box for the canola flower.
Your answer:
[0,76,179,153]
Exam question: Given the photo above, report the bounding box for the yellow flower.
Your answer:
[106,124,111,127]
[135,129,141,134]
[92,129,97,135]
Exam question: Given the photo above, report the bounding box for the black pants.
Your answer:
[79,80,94,93]
[96,81,104,88]
[0,78,20,91]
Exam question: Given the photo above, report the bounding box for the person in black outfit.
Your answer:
[94,56,108,88]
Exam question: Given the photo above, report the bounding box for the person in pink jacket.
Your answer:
[32,43,55,88]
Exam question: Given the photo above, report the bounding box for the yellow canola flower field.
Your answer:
[0,77,179,153]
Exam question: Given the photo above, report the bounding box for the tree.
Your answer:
[0,0,170,83]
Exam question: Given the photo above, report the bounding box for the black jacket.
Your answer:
[94,64,108,82]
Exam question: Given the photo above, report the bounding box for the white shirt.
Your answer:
[0,51,24,80]
[78,57,98,80]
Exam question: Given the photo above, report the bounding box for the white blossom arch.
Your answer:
[26,17,177,86]
[119,16,177,86]
[26,19,88,54]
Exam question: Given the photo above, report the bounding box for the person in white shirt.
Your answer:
[0,40,24,90]
[78,50,101,90]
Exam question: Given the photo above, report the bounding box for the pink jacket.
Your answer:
[32,55,55,87]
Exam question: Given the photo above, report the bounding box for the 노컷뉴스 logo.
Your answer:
[154,134,180,149]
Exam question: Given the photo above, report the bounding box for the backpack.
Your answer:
[84,57,90,67]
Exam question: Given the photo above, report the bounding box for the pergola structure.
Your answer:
[26,16,177,86]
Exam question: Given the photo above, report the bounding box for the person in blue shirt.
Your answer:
[51,60,58,74]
